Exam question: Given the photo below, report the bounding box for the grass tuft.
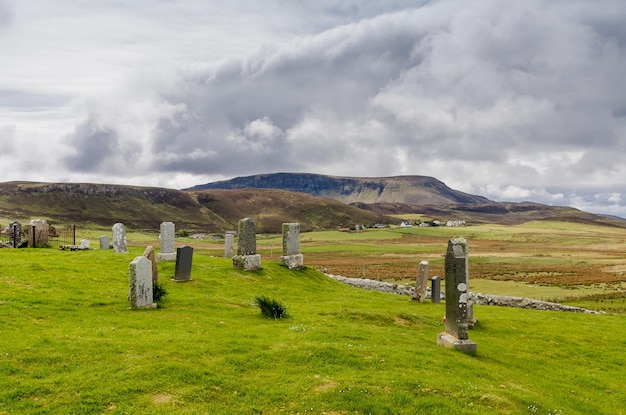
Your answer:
[253,295,289,319]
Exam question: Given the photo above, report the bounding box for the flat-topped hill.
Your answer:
[188,172,491,205]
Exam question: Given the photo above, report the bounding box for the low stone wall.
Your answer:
[325,273,602,314]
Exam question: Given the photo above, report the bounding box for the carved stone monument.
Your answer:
[232,218,262,271]
[129,256,156,309]
[99,235,109,250]
[437,238,477,354]
[112,223,128,253]
[279,223,304,269]
[412,260,430,302]
[157,222,176,261]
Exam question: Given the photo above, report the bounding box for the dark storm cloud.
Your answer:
[63,118,124,172]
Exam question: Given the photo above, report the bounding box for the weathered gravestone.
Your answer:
[8,221,21,248]
[224,232,234,258]
[129,256,156,309]
[437,238,477,354]
[412,260,430,302]
[28,219,49,247]
[279,223,304,269]
[143,245,159,285]
[157,221,176,261]
[431,276,441,304]
[173,245,193,281]
[232,218,262,271]
[112,223,128,253]
[99,235,109,250]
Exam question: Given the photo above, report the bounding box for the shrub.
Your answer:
[153,283,168,302]
[254,295,289,319]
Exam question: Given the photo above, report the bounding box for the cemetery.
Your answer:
[0,218,624,414]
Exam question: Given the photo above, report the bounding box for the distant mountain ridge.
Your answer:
[188,173,492,205]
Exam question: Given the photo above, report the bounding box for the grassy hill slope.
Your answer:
[0,247,623,414]
[0,182,387,233]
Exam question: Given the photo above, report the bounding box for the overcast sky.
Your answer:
[1,1,626,217]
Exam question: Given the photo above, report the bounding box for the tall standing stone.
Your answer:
[143,245,159,285]
[224,232,234,258]
[173,245,193,281]
[437,238,476,354]
[129,256,156,309]
[279,223,304,269]
[112,223,128,253]
[99,235,109,250]
[232,218,262,271]
[412,260,430,302]
[157,222,176,261]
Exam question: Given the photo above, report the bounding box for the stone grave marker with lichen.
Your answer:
[279,223,304,269]
[437,238,477,354]
[232,218,262,271]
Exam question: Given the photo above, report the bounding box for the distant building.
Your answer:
[400,221,413,228]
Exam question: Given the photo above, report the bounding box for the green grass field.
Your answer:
[1,244,625,414]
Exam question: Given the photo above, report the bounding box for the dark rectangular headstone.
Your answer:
[173,245,193,281]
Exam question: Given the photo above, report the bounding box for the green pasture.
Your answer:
[1,246,625,414]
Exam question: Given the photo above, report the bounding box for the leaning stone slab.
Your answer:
[129,256,156,309]
[412,260,430,302]
[143,245,158,285]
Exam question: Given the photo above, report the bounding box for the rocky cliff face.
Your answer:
[188,173,492,205]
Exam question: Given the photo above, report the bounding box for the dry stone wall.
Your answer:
[325,273,601,314]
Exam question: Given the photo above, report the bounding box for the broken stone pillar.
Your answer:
[437,238,477,354]
[412,260,430,302]
[232,218,262,271]
[279,223,304,269]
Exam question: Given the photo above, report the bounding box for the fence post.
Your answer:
[73,224,76,245]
